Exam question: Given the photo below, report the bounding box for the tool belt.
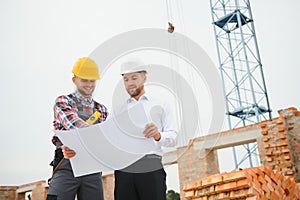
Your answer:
[49,147,64,170]
[48,147,64,184]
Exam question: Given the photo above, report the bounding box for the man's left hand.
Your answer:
[144,123,161,141]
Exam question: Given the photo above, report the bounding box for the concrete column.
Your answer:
[0,186,17,200]
[258,107,300,182]
[102,173,114,200]
[278,107,300,182]
[177,138,219,200]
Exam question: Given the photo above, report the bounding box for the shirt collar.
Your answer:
[127,93,150,104]
[74,91,93,104]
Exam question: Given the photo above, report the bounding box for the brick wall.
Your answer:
[258,107,300,181]
[30,181,48,200]
[102,173,114,200]
[0,180,47,200]
[181,107,300,200]
[183,166,300,199]
[18,180,47,200]
[280,107,300,182]
[0,186,17,200]
[177,138,219,199]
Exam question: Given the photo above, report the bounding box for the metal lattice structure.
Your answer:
[209,0,272,169]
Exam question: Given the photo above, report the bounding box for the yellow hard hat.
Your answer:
[72,57,100,80]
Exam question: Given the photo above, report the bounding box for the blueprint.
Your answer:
[55,102,157,177]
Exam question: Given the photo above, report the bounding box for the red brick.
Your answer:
[276,119,284,125]
[286,171,294,176]
[281,148,291,153]
[213,192,230,199]
[207,195,215,200]
[271,190,282,200]
[229,189,249,198]
[267,182,275,192]
[247,186,260,196]
[261,131,268,135]
[284,155,291,160]
[236,178,251,189]
[264,174,272,185]
[288,107,297,111]
[296,184,300,198]
[250,180,262,195]
[278,127,286,132]
[222,171,247,183]
[196,188,206,197]
[185,190,195,199]
[278,135,287,139]
[246,196,258,200]
[196,197,207,200]
[259,194,270,200]
[260,123,267,128]
[201,174,223,187]
[215,182,237,193]
[184,180,201,191]
[265,150,272,156]
[266,157,273,162]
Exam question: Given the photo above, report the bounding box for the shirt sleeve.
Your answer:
[155,101,178,147]
[53,95,89,130]
[96,102,109,123]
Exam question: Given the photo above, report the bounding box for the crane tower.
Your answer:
[209,0,272,168]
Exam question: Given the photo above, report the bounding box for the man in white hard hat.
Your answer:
[114,59,178,200]
[47,57,108,200]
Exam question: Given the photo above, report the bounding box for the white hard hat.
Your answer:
[120,59,147,75]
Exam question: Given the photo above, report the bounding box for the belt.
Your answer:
[118,154,163,173]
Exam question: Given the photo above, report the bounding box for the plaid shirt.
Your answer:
[52,91,108,145]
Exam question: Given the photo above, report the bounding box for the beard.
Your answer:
[127,85,144,98]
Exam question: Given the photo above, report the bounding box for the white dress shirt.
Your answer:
[126,93,178,156]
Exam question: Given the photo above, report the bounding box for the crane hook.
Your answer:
[168,22,175,33]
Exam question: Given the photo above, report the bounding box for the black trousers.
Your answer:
[114,168,167,200]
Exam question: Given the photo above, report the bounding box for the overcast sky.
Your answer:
[0,0,299,192]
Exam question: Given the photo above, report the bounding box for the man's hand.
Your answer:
[61,145,76,159]
[143,123,161,141]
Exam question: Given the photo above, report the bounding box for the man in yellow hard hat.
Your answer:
[46,57,108,200]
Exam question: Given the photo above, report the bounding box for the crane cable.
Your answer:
[165,0,185,144]
[165,0,172,23]
[166,0,175,33]
[178,0,204,138]
[165,0,204,146]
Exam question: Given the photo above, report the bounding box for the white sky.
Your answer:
[0,0,299,192]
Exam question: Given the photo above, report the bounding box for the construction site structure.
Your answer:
[1,107,300,200]
[209,0,272,169]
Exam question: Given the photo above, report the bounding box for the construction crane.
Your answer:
[209,0,272,169]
